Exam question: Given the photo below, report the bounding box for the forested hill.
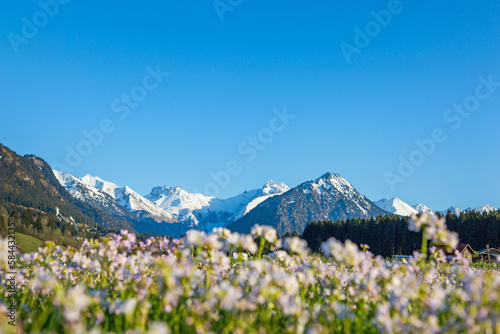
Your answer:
[302,211,500,257]
[0,143,133,231]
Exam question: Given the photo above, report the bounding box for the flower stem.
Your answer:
[421,228,428,255]
[255,237,265,259]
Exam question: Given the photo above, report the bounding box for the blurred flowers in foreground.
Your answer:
[0,215,498,333]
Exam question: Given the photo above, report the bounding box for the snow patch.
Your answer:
[374,197,418,216]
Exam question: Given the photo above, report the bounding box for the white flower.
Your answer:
[186,230,206,247]
[408,214,423,232]
[62,285,90,323]
[240,235,258,254]
[264,228,278,244]
[232,252,248,261]
[251,224,264,237]
[251,225,278,244]
[147,321,171,334]
[320,237,342,257]
[284,237,308,256]
[121,298,137,316]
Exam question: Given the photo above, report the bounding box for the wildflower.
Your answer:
[186,230,206,248]
[408,214,424,232]
[147,321,171,334]
[283,237,308,256]
[232,252,249,261]
[240,235,258,254]
[60,285,90,323]
[251,224,278,244]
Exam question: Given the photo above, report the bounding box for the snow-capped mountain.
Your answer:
[54,168,290,237]
[374,197,418,216]
[145,180,290,231]
[228,172,388,236]
[439,206,463,215]
[54,171,175,224]
[438,205,497,216]
[412,203,434,214]
[229,180,290,221]
[53,167,497,238]
[53,170,131,219]
[146,185,214,223]
[474,204,497,213]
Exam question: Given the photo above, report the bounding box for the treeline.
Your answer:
[302,211,500,257]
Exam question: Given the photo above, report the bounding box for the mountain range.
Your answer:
[53,170,292,237]
[52,169,499,237]
[374,198,496,217]
[1,143,497,238]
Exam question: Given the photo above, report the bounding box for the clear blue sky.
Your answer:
[1,1,499,210]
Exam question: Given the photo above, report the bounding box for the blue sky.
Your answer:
[1,0,499,210]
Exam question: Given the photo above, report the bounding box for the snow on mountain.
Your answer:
[374,198,419,216]
[53,170,131,218]
[229,172,388,236]
[145,180,290,230]
[56,168,290,236]
[55,167,497,238]
[439,206,463,215]
[230,180,290,221]
[112,186,175,223]
[438,205,497,215]
[54,171,174,223]
[474,204,497,213]
[145,185,215,224]
[80,174,121,198]
[412,203,434,214]
[301,172,376,215]
[308,172,358,197]
[306,172,384,216]
[261,180,290,195]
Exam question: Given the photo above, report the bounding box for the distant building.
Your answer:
[477,247,500,262]
[455,244,475,263]
[429,244,475,262]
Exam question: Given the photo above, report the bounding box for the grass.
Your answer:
[470,261,500,270]
[15,232,44,253]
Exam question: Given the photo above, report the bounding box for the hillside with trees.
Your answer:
[0,143,135,230]
[0,143,142,248]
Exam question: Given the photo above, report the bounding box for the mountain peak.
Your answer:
[81,174,102,182]
[319,172,337,180]
[262,180,290,195]
[230,172,388,236]
[81,174,108,188]
[412,203,434,214]
[439,206,463,215]
[308,172,357,194]
[475,204,497,213]
[317,172,350,186]
[374,197,418,216]
[265,179,277,187]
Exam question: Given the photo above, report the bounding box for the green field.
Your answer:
[15,232,44,253]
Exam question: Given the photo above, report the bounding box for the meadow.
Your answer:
[1,214,499,333]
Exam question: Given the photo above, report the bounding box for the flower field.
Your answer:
[1,215,499,333]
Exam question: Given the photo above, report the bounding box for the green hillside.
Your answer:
[15,232,44,253]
